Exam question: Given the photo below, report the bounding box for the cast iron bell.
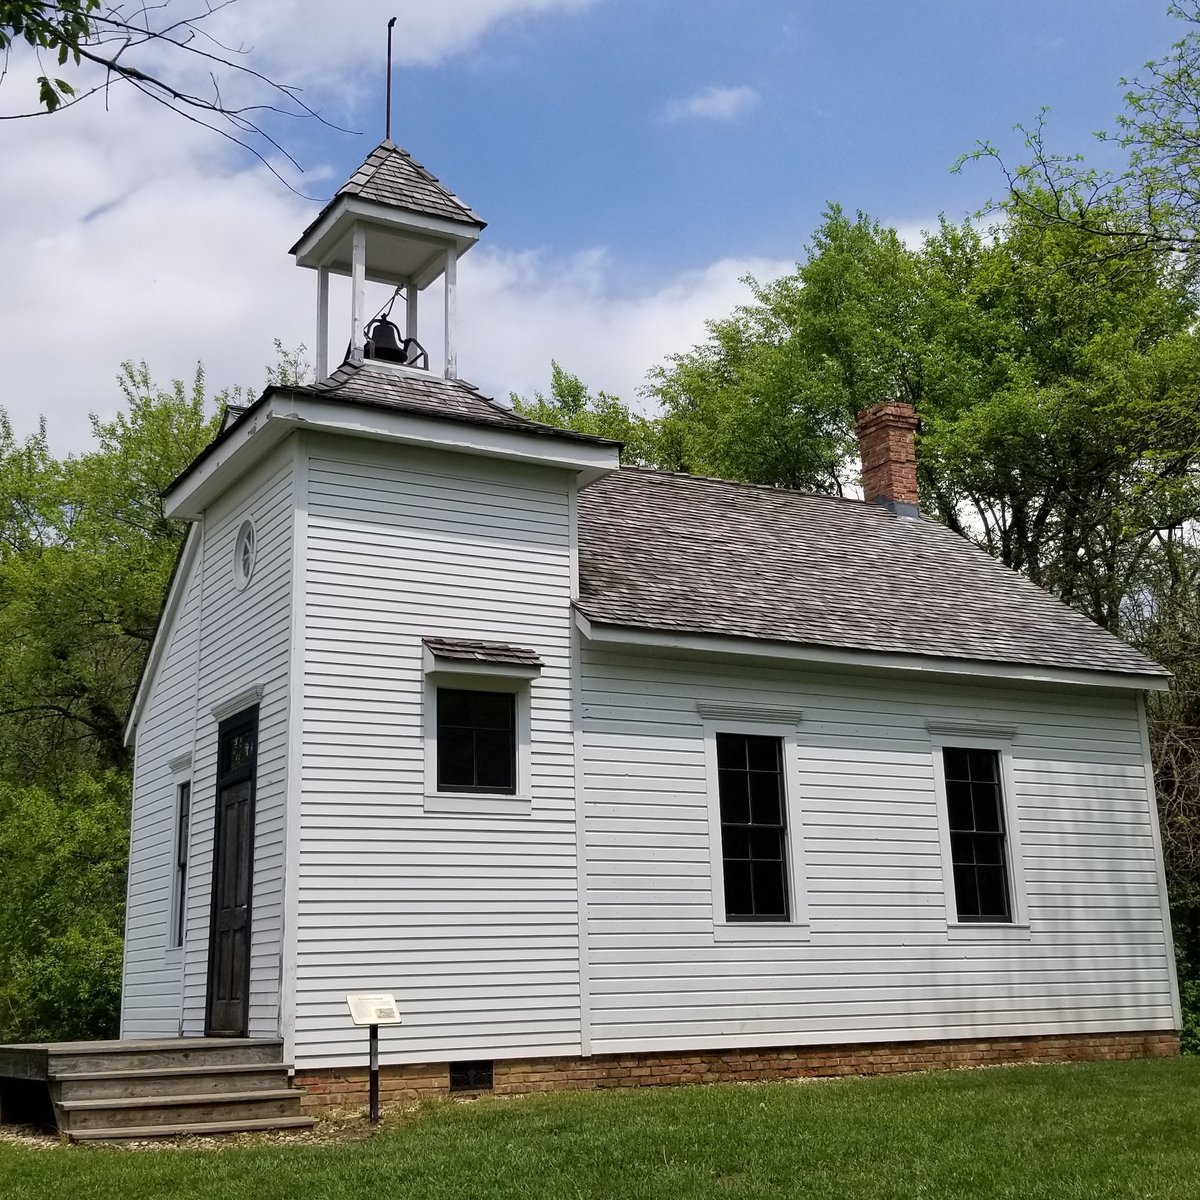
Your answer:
[364,315,407,363]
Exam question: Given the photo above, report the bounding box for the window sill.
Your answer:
[423,793,532,817]
[947,922,1032,943]
[164,946,184,964]
[713,922,811,945]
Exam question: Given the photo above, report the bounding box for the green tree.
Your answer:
[0,362,220,781]
[968,2,1200,258]
[512,362,668,468]
[0,771,129,1041]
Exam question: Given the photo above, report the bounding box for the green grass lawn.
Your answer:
[2,1058,1199,1199]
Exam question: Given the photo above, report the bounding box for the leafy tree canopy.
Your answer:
[512,362,666,468]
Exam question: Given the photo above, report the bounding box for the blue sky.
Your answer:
[0,0,1187,449]
[331,0,1181,274]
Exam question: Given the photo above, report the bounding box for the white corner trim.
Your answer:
[210,684,265,723]
[167,753,193,775]
[697,701,805,727]
[924,719,1018,740]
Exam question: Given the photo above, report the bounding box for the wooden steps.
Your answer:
[0,1038,316,1141]
[69,1115,317,1142]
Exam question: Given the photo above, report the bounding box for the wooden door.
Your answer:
[205,707,258,1037]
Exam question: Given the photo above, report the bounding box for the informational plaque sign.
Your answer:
[346,993,403,1026]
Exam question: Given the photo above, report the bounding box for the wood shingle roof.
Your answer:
[575,468,1166,679]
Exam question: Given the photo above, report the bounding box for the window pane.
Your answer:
[749,772,782,825]
[471,692,515,730]
[968,750,997,782]
[943,747,970,782]
[474,729,515,791]
[723,859,753,918]
[976,865,1011,920]
[438,732,477,789]
[721,825,750,861]
[751,827,784,862]
[971,782,1003,833]
[745,736,781,772]
[717,769,750,824]
[716,733,746,770]
[945,780,972,831]
[437,688,475,726]
[952,861,980,918]
[752,859,788,919]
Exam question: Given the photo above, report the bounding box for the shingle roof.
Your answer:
[423,637,543,668]
[337,140,484,227]
[299,359,617,447]
[576,469,1167,679]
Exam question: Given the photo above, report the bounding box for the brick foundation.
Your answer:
[293,1030,1180,1111]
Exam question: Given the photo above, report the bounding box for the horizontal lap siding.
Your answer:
[120,540,202,1037]
[581,650,1176,1053]
[179,447,294,1038]
[295,440,580,1069]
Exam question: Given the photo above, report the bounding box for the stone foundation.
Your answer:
[293,1030,1180,1111]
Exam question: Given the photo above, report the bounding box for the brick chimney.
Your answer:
[855,401,920,516]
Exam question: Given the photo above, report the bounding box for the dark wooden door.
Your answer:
[206,707,258,1037]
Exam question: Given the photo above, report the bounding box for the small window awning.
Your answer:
[422,637,543,677]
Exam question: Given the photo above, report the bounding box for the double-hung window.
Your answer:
[716,732,790,921]
[942,747,1012,923]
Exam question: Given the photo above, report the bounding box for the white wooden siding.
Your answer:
[120,537,202,1037]
[174,444,295,1038]
[580,649,1177,1053]
[294,437,580,1069]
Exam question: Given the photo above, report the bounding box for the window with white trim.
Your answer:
[699,705,810,941]
[421,638,539,812]
[928,729,1029,937]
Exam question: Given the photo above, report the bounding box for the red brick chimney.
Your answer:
[855,401,920,514]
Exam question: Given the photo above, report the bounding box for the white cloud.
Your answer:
[662,85,761,125]
[0,52,787,455]
[458,248,790,409]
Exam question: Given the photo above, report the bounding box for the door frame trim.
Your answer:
[205,704,259,1037]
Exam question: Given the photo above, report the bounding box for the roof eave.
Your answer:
[163,388,620,520]
[290,194,483,277]
[574,611,1172,693]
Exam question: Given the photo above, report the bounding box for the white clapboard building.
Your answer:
[120,142,1180,1099]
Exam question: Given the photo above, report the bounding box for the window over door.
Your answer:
[942,747,1012,922]
[716,732,790,921]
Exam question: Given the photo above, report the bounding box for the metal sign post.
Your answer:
[346,993,403,1125]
